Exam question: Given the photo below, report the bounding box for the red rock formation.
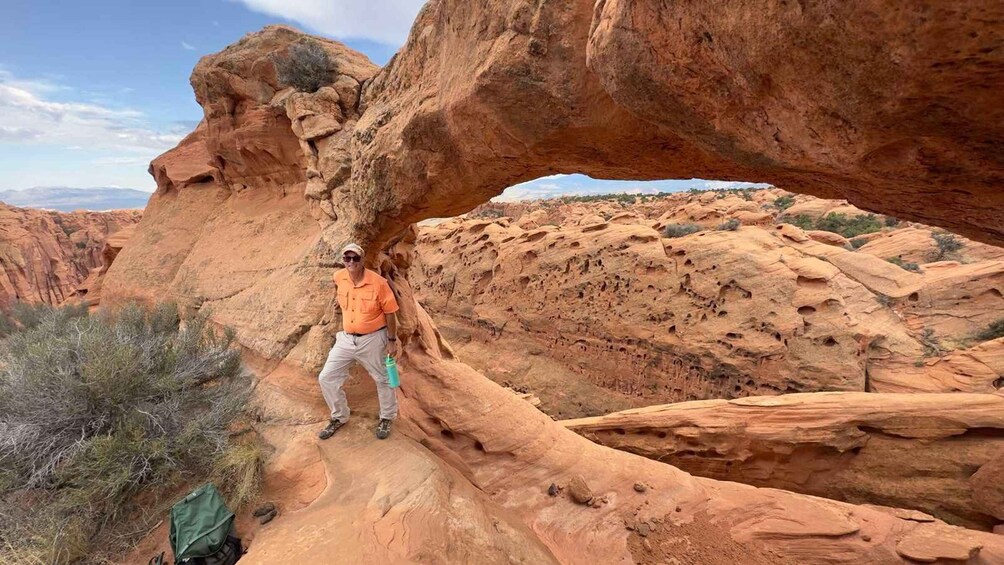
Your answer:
[103,10,1004,562]
[352,1,1004,250]
[0,203,140,308]
[563,392,1004,531]
[411,198,1004,406]
[72,224,138,307]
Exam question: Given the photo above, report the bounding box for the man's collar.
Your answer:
[340,268,372,286]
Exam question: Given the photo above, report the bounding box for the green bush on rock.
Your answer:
[0,302,258,564]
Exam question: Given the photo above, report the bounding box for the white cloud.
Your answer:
[181,41,197,51]
[0,126,42,142]
[92,156,151,166]
[0,69,70,95]
[0,71,182,154]
[232,0,426,44]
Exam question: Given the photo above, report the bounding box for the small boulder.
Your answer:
[567,475,593,505]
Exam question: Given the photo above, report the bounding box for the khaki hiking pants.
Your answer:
[318,328,398,422]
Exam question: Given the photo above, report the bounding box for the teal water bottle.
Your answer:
[385,355,400,388]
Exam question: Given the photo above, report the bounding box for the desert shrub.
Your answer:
[920,328,942,357]
[3,301,87,335]
[274,39,333,93]
[557,192,658,204]
[814,213,882,238]
[782,214,815,231]
[849,238,868,249]
[975,319,1004,342]
[717,218,741,231]
[781,212,882,238]
[887,257,921,272]
[773,195,795,210]
[210,440,265,511]
[74,241,87,249]
[470,207,505,219]
[0,302,256,563]
[931,232,963,260]
[663,223,702,238]
[875,294,893,307]
[884,215,899,227]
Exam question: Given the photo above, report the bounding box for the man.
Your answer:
[317,243,402,440]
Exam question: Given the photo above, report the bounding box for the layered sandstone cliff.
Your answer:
[103,3,1004,562]
[564,392,1004,531]
[0,203,140,308]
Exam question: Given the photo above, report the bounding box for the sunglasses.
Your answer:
[342,255,362,263]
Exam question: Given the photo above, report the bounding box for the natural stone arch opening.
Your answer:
[340,0,1004,255]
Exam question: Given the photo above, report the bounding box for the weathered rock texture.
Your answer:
[411,194,1004,408]
[0,203,140,308]
[103,5,1004,562]
[564,392,1004,531]
[349,1,1004,249]
[72,224,138,307]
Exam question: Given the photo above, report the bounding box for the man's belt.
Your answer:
[347,326,386,337]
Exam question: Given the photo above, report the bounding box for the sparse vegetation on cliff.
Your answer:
[814,213,882,238]
[717,218,741,231]
[0,303,259,564]
[274,39,334,93]
[931,232,963,261]
[974,319,1004,342]
[663,223,702,238]
[772,195,795,210]
[781,212,882,238]
[887,257,922,272]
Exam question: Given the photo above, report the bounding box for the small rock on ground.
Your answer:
[567,475,593,505]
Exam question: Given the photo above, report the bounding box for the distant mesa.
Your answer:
[0,186,151,212]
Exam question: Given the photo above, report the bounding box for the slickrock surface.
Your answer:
[105,6,1004,562]
[0,202,140,308]
[412,195,1004,408]
[563,392,1004,530]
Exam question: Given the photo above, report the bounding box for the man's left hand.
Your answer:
[386,339,402,360]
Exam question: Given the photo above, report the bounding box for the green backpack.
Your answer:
[150,483,243,565]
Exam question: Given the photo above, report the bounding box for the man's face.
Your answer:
[343,252,363,273]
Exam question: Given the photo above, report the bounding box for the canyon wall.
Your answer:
[0,203,140,309]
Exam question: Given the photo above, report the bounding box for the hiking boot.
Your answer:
[375,418,392,440]
[318,419,345,440]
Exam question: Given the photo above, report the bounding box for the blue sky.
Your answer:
[0,0,762,199]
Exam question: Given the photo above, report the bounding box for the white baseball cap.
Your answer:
[341,243,364,257]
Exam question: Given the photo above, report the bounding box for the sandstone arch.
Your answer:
[104,2,1004,562]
